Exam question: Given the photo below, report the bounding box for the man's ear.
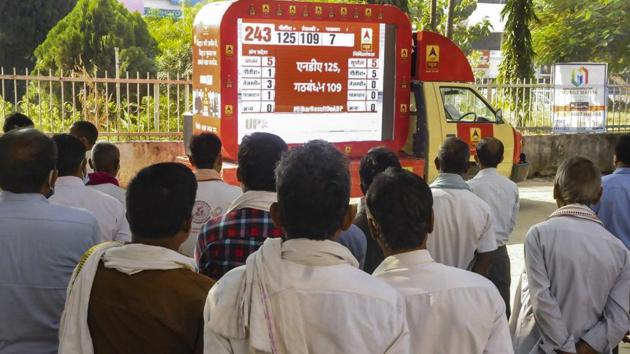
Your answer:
[434,157,440,171]
[553,184,561,202]
[463,160,470,174]
[499,155,504,164]
[593,186,603,205]
[80,158,87,178]
[114,159,121,177]
[426,208,435,234]
[182,216,193,234]
[270,202,284,229]
[474,154,480,166]
[341,204,357,231]
[188,155,195,168]
[214,154,223,173]
[88,158,94,170]
[236,166,242,183]
[49,169,58,189]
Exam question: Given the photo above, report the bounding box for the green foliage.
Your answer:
[34,0,158,76]
[146,3,208,78]
[498,0,536,82]
[0,0,77,70]
[532,0,630,75]
[408,0,493,55]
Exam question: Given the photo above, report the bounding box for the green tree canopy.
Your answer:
[498,0,537,82]
[408,0,493,55]
[532,0,629,75]
[145,3,208,78]
[34,0,157,75]
[0,0,77,71]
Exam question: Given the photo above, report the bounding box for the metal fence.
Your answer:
[1,68,629,139]
[476,77,630,133]
[0,68,191,140]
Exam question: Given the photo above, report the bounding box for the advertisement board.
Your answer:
[552,63,607,133]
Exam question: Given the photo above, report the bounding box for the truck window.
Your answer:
[439,87,497,123]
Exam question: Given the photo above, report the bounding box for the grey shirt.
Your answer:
[0,192,100,354]
[511,209,630,354]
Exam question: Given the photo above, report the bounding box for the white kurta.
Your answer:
[511,208,630,354]
[374,249,513,354]
[89,183,126,206]
[468,168,519,246]
[204,241,409,354]
[180,179,241,257]
[428,188,497,269]
[50,176,130,242]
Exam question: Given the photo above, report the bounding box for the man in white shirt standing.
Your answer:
[179,133,241,257]
[70,120,99,177]
[370,168,512,354]
[468,137,519,317]
[87,142,125,205]
[511,157,630,354]
[428,137,497,276]
[204,140,409,354]
[50,134,130,242]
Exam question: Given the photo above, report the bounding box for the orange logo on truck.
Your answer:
[426,45,439,72]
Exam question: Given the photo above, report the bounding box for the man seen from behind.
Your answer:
[203,140,409,354]
[0,129,99,354]
[59,163,215,354]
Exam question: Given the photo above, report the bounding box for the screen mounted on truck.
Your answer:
[236,19,396,144]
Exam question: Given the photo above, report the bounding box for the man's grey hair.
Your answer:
[554,156,602,205]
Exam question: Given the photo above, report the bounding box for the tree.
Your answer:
[0,0,77,71]
[408,0,492,55]
[34,0,157,76]
[498,0,537,83]
[145,3,208,78]
[532,0,629,75]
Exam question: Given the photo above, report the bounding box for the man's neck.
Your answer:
[384,245,427,258]
[132,235,181,251]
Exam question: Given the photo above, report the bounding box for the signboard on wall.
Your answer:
[552,63,607,133]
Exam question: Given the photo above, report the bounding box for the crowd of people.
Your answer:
[1,111,629,354]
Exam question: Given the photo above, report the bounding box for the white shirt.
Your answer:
[511,208,630,354]
[374,249,513,354]
[89,183,126,206]
[179,174,242,257]
[468,168,519,247]
[50,176,131,242]
[428,188,497,269]
[205,254,409,353]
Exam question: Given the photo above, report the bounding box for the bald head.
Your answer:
[91,142,120,176]
[0,129,57,193]
[436,137,470,175]
[476,137,504,168]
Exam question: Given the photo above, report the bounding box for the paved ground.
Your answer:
[507,178,630,352]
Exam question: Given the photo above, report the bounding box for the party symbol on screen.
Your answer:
[361,28,373,51]
[289,5,297,15]
[470,127,482,144]
[365,8,372,17]
[225,45,234,56]
[315,6,323,15]
[224,105,233,117]
[340,7,348,16]
[262,4,270,14]
[400,104,408,113]
[401,48,409,59]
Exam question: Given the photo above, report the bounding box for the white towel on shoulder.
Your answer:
[58,242,197,354]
